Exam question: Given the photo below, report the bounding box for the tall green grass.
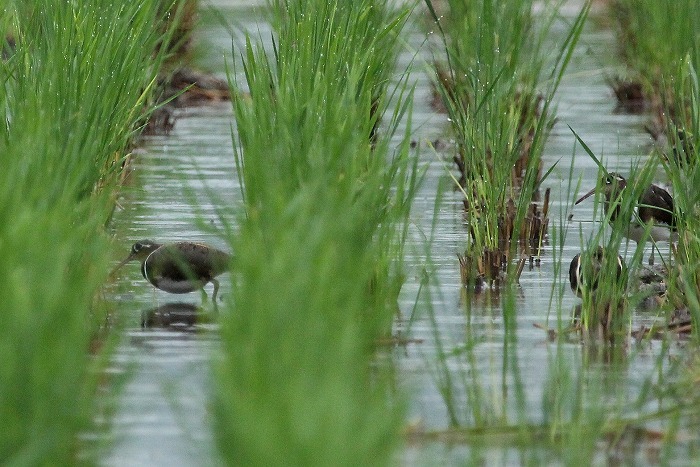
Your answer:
[0,1,180,462]
[568,133,664,341]
[428,0,588,285]
[418,0,589,445]
[662,59,700,343]
[610,0,700,143]
[414,2,700,462]
[611,0,700,103]
[612,0,700,338]
[214,0,418,464]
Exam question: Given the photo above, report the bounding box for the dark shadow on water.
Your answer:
[141,302,216,331]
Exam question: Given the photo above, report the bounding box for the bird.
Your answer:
[575,172,677,264]
[114,240,231,302]
[569,246,627,298]
[569,247,628,341]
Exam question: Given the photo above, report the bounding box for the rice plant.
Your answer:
[660,58,700,343]
[609,0,700,134]
[213,0,418,464]
[611,0,700,94]
[0,0,182,462]
[607,0,700,339]
[427,0,589,289]
[570,131,672,341]
[610,0,700,334]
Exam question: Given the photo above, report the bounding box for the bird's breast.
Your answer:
[149,275,205,294]
[142,251,209,293]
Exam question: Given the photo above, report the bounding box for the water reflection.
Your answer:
[141,302,216,331]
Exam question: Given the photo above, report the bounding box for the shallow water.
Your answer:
[104,2,694,465]
[104,103,237,465]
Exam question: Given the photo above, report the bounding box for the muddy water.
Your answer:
[104,3,682,465]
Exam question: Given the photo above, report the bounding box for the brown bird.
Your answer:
[569,246,626,298]
[575,172,677,264]
[115,240,231,302]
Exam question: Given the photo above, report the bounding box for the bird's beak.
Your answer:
[109,252,136,279]
[574,187,597,205]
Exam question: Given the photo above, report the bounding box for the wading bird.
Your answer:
[569,246,626,298]
[114,240,231,302]
[575,172,677,264]
[569,246,628,341]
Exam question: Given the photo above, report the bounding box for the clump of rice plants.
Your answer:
[608,0,700,332]
[213,0,418,464]
[569,133,676,342]
[604,0,700,337]
[660,59,700,342]
[569,243,628,342]
[457,189,550,290]
[609,0,700,142]
[0,0,182,462]
[427,0,588,289]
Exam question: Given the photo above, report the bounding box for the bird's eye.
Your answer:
[132,243,143,254]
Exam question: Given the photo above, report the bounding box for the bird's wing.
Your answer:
[639,185,675,227]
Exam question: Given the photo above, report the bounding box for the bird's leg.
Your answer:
[648,244,655,266]
[212,279,220,303]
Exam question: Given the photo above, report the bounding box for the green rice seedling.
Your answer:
[660,59,700,342]
[421,194,531,438]
[420,275,623,464]
[214,0,418,464]
[0,1,182,462]
[427,274,695,462]
[541,337,691,463]
[423,276,527,427]
[569,131,666,342]
[424,167,693,463]
[543,346,700,464]
[609,0,700,132]
[427,0,589,289]
[540,345,611,463]
[545,154,588,335]
[611,0,700,92]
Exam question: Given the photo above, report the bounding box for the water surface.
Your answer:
[104,3,692,465]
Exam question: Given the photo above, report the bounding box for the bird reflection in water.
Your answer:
[141,302,215,331]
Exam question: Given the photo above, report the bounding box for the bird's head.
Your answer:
[575,172,627,206]
[602,172,626,196]
[128,240,162,261]
[110,240,162,278]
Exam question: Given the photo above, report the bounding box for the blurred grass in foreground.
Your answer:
[214,0,418,464]
[0,1,181,462]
